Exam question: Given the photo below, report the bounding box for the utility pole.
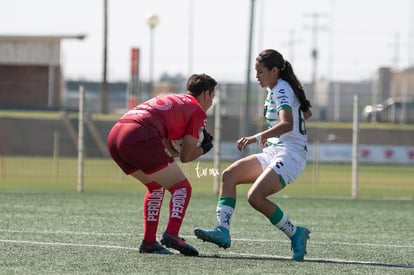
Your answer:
[305,12,328,118]
[100,0,108,114]
[393,32,400,70]
[146,14,159,98]
[409,1,414,67]
[188,0,194,76]
[282,30,303,63]
[240,0,255,157]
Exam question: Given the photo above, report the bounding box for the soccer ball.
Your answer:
[170,139,183,152]
[170,130,204,153]
[196,130,204,147]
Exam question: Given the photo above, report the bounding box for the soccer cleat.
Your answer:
[160,231,199,256]
[194,226,231,249]
[290,226,310,261]
[138,240,173,254]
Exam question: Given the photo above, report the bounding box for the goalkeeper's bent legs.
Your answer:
[165,179,192,236]
[142,181,165,243]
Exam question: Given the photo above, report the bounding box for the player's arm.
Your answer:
[180,129,214,163]
[165,140,180,158]
[270,107,294,134]
[180,135,204,163]
[237,108,293,151]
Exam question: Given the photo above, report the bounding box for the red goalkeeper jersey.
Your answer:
[120,94,207,140]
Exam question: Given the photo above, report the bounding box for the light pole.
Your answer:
[240,0,255,157]
[146,13,159,98]
[100,0,108,114]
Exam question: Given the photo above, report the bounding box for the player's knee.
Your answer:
[221,168,238,188]
[168,178,192,196]
[247,189,262,210]
[183,179,192,195]
[146,181,163,191]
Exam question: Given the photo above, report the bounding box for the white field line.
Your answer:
[0,238,413,269]
[223,252,414,268]
[0,229,131,236]
[0,239,138,251]
[0,229,413,249]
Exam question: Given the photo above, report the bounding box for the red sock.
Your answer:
[143,181,165,243]
[166,179,192,236]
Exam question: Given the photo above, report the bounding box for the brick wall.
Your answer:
[0,64,61,108]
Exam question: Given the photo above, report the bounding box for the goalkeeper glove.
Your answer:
[201,129,213,154]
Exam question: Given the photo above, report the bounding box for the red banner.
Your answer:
[131,48,139,76]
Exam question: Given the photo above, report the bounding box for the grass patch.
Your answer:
[1,157,412,200]
[0,191,412,274]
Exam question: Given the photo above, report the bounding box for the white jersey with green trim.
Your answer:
[264,79,308,148]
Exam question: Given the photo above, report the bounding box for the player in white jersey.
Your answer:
[195,49,312,261]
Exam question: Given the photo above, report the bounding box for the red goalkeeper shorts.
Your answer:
[107,121,174,175]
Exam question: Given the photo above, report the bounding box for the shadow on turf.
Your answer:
[199,254,414,269]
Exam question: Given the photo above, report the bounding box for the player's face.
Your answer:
[206,90,215,110]
[255,61,278,89]
[201,90,215,111]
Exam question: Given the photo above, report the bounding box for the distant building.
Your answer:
[391,67,414,98]
[315,79,373,121]
[65,80,128,113]
[313,66,414,122]
[64,80,180,114]
[0,34,85,109]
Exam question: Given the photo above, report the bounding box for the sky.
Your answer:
[1,0,413,84]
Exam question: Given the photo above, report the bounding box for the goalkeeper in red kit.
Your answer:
[107,74,216,256]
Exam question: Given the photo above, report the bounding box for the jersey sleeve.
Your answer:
[275,82,294,112]
[184,107,207,139]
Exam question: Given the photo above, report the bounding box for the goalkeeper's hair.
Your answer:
[187,73,217,97]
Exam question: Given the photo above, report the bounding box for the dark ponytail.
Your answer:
[280,61,311,112]
[257,49,311,112]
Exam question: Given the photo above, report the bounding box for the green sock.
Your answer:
[216,197,236,230]
[218,196,236,208]
[268,207,284,225]
[269,207,296,238]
